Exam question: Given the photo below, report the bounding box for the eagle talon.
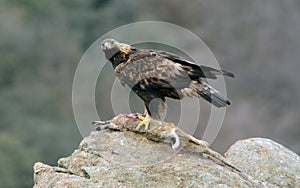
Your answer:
[135,115,157,131]
[138,115,146,121]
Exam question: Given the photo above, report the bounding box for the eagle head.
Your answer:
[101,38,119,51]
[101,39,133,60]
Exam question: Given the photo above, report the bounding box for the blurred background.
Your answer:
[1,0,300,187]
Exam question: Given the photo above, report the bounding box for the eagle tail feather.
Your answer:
[197,83,231,107]
[220,70,235,78]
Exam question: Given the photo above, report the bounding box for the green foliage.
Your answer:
[0,132,39,187]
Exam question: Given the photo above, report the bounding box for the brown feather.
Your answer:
[100,39,234,119]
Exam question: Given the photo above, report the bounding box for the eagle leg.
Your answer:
[135,114,159,131]
[136,107,161,131]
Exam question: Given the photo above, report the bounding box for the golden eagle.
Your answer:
[101,39,234,129]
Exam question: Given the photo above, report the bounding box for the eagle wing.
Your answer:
[115,50,192,90]
[155,50,235,79]
[114,48,233,110]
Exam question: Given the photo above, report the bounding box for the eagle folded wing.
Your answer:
[116,54,192,90]
[155,50,235,79]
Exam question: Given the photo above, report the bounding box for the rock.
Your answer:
[225,138,300,188]
[33,129,300,187]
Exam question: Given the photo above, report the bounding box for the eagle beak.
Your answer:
[101,42,110,51]
[104,42,110,49]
